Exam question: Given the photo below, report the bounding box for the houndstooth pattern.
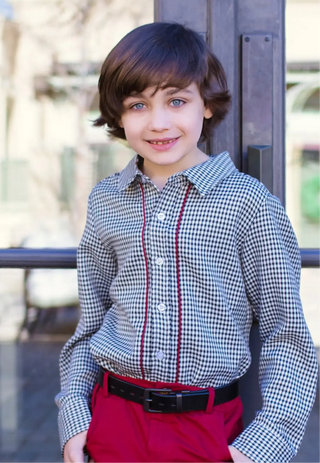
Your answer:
[55,151,318,463]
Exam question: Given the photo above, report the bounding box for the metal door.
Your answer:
[155,0,285,425]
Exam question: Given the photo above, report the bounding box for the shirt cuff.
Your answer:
[231,419,296,463]
[57,395,92,456]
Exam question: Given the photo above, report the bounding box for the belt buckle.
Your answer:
[143,388,172,413]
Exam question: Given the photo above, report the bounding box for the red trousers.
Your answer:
[86,372,243,462]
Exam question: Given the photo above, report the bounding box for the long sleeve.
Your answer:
[232,193,318,463]
[55,194,118,453]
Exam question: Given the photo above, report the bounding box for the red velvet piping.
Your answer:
[139,182,148,379]
[175,184,192,383]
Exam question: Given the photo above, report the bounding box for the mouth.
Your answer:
[147,137,180,145]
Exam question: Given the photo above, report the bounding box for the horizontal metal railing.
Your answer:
[300,248,320,268]
[0,248,77,268]
[0,247,319,268]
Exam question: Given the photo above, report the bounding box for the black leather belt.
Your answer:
[98,368,238,413]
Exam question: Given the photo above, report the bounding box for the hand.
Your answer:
[64,430,87,463]
[228,446,254,462]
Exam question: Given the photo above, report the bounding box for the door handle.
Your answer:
[247,145,273,192]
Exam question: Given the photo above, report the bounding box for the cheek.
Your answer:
[121,117,144,142]
[123,132,140,152]
[183,114,205,139]
[122,124,139,143]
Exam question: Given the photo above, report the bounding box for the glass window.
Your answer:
[286,0,320,248]
[286,0,320,375]
[0,1,153,343]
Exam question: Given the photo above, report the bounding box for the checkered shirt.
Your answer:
[55,151,318,462]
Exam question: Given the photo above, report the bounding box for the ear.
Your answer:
[118,119,124,128]
[204,106,213,119]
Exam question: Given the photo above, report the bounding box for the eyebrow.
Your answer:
[127,87,194,99]
[164,88,194,96]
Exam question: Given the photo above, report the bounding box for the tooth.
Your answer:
[150,139,175,145]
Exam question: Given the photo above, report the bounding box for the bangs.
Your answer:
[118,40,207,98]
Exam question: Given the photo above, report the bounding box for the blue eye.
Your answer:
[170,99,184,107]
[132,103,145,110]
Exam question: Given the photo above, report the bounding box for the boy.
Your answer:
[55,22,318,463]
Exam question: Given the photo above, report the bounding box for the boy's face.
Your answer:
[119,82,212,175]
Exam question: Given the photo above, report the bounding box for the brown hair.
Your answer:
[94,22,231,142]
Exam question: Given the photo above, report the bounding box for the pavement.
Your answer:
[0,336,318,463]
[0,341,63,462]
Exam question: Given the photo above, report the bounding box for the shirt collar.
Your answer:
[118,151,238,196]
[182,151,238,195]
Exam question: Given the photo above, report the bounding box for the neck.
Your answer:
[139,149,209,183]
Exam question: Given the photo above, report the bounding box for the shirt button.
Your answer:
[157,213,165,221]
[156,351,165,360]
[157,303,166,313]
[156,257,164,266]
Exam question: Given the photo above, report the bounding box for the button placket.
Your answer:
[149,193,174,377]
[139,183,164,378]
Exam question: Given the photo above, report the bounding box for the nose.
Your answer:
[148,107,171,132]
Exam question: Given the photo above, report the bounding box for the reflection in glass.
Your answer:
[0,1,153,343]
[286,0,320,248]
[0,0,153,251]
[285,18,319,444]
